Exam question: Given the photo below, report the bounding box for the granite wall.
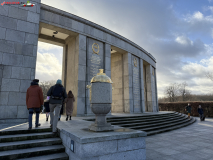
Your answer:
[0,0,41,122]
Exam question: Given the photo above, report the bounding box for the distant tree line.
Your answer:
[159,78,213,102]
[39,80,56,100]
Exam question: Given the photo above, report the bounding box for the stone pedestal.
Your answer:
[59,119,147,160]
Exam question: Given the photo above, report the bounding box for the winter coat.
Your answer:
[47,84,67,105]
[44,99,50,112]
[26,82,44,109]
[198,108,203,115]
[64,92,75,116]
[186,105,192,113]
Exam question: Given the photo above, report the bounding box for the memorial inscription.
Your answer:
[132,57,141,112]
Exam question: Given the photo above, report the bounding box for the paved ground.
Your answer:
[146,117,213,160]
[1,113,213,160]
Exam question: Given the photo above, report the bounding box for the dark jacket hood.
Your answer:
[31,81,38,86]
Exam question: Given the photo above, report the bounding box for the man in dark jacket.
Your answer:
[198,105,205,121]
[47,79,67,134]
[185,103,192,119]
[26,79,44,130]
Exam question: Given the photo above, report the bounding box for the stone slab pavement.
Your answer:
[1,112,213,160]
[146,117,213,160]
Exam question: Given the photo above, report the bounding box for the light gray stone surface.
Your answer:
[59,118,146,160]
[0,40,14,53]
[8,6,28,21]
[91,83,112,104]
[2,53,23,66]
[11,67,31,79]
[0,106,17,119]
[17,20,35,34]
[0,15,17,30]
[0,27,6,40]
[0,92,9,105]
[6,29,25,43]
[1,78,20,91]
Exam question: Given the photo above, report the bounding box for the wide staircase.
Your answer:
[86,112,196,136]
[0,128,68,160]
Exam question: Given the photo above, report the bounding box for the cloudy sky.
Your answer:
[36,0,213,97]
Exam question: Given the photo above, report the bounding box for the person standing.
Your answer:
[198,105,205,121]
[64,91,75,121]
[185,103,192,119]
[26,79,44,130]
[47,79,67,134]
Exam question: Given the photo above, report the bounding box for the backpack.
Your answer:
[51,85,64,100]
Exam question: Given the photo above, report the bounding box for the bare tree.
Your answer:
[39,80,56,99]
[164,83,180,102]
[206,72,213,81]
[178,82,191,101]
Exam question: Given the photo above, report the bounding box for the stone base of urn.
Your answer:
[89,122,114,132]
[89,104,114,131]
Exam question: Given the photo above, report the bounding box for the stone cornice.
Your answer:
[40,4,156,63]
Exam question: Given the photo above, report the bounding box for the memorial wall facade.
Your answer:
[0,1,158,121]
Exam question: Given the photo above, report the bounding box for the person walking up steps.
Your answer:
[64,90,75,121]
[47,79,67,134]
[26,79,44,130]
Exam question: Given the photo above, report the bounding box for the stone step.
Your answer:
[118,114,186,127]
[17,153,69,160]
[129,115,188,130]
[110,114,183,125]
[0,138,62,151]
[0,145,65,160]
[0,128,52,136]
[147,117,196,136]
[139,118,192,132]
[108,114,181,123]
[0,132,55,143]
[86,112,177,121]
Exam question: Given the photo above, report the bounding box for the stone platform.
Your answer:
[0,113,148,160]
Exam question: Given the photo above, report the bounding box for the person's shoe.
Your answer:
[66,116,68,121]
[69,116,71,120]
[28,127,32,130]
[58,118,60,121]
[46,117,48,121]
[53,132,57,137]
[35,123,41,128]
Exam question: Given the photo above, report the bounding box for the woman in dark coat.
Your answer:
[64,90,75,121]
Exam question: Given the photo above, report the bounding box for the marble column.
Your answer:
[140,59,145,112]
[64,34,87,117]
[145,64,153,112]
[123,53,133,113]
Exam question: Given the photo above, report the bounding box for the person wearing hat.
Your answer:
[26,79,44,130]
[47,79,67,134]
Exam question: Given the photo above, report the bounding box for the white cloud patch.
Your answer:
[175,36,193,45]
[35,52,62,82]
[193,11,204,20]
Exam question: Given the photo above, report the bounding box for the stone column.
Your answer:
[145,64,153,112]
[0,0,41,122]
[140,59,145,112]
[65,34,86,117]
[104,43,111,115]
[154,68,159,111]
[104,44,111,78]
[123,53,133,113]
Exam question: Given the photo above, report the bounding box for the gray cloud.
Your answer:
[39,0,213,97]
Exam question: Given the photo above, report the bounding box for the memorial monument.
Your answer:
[0,1,158,122]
